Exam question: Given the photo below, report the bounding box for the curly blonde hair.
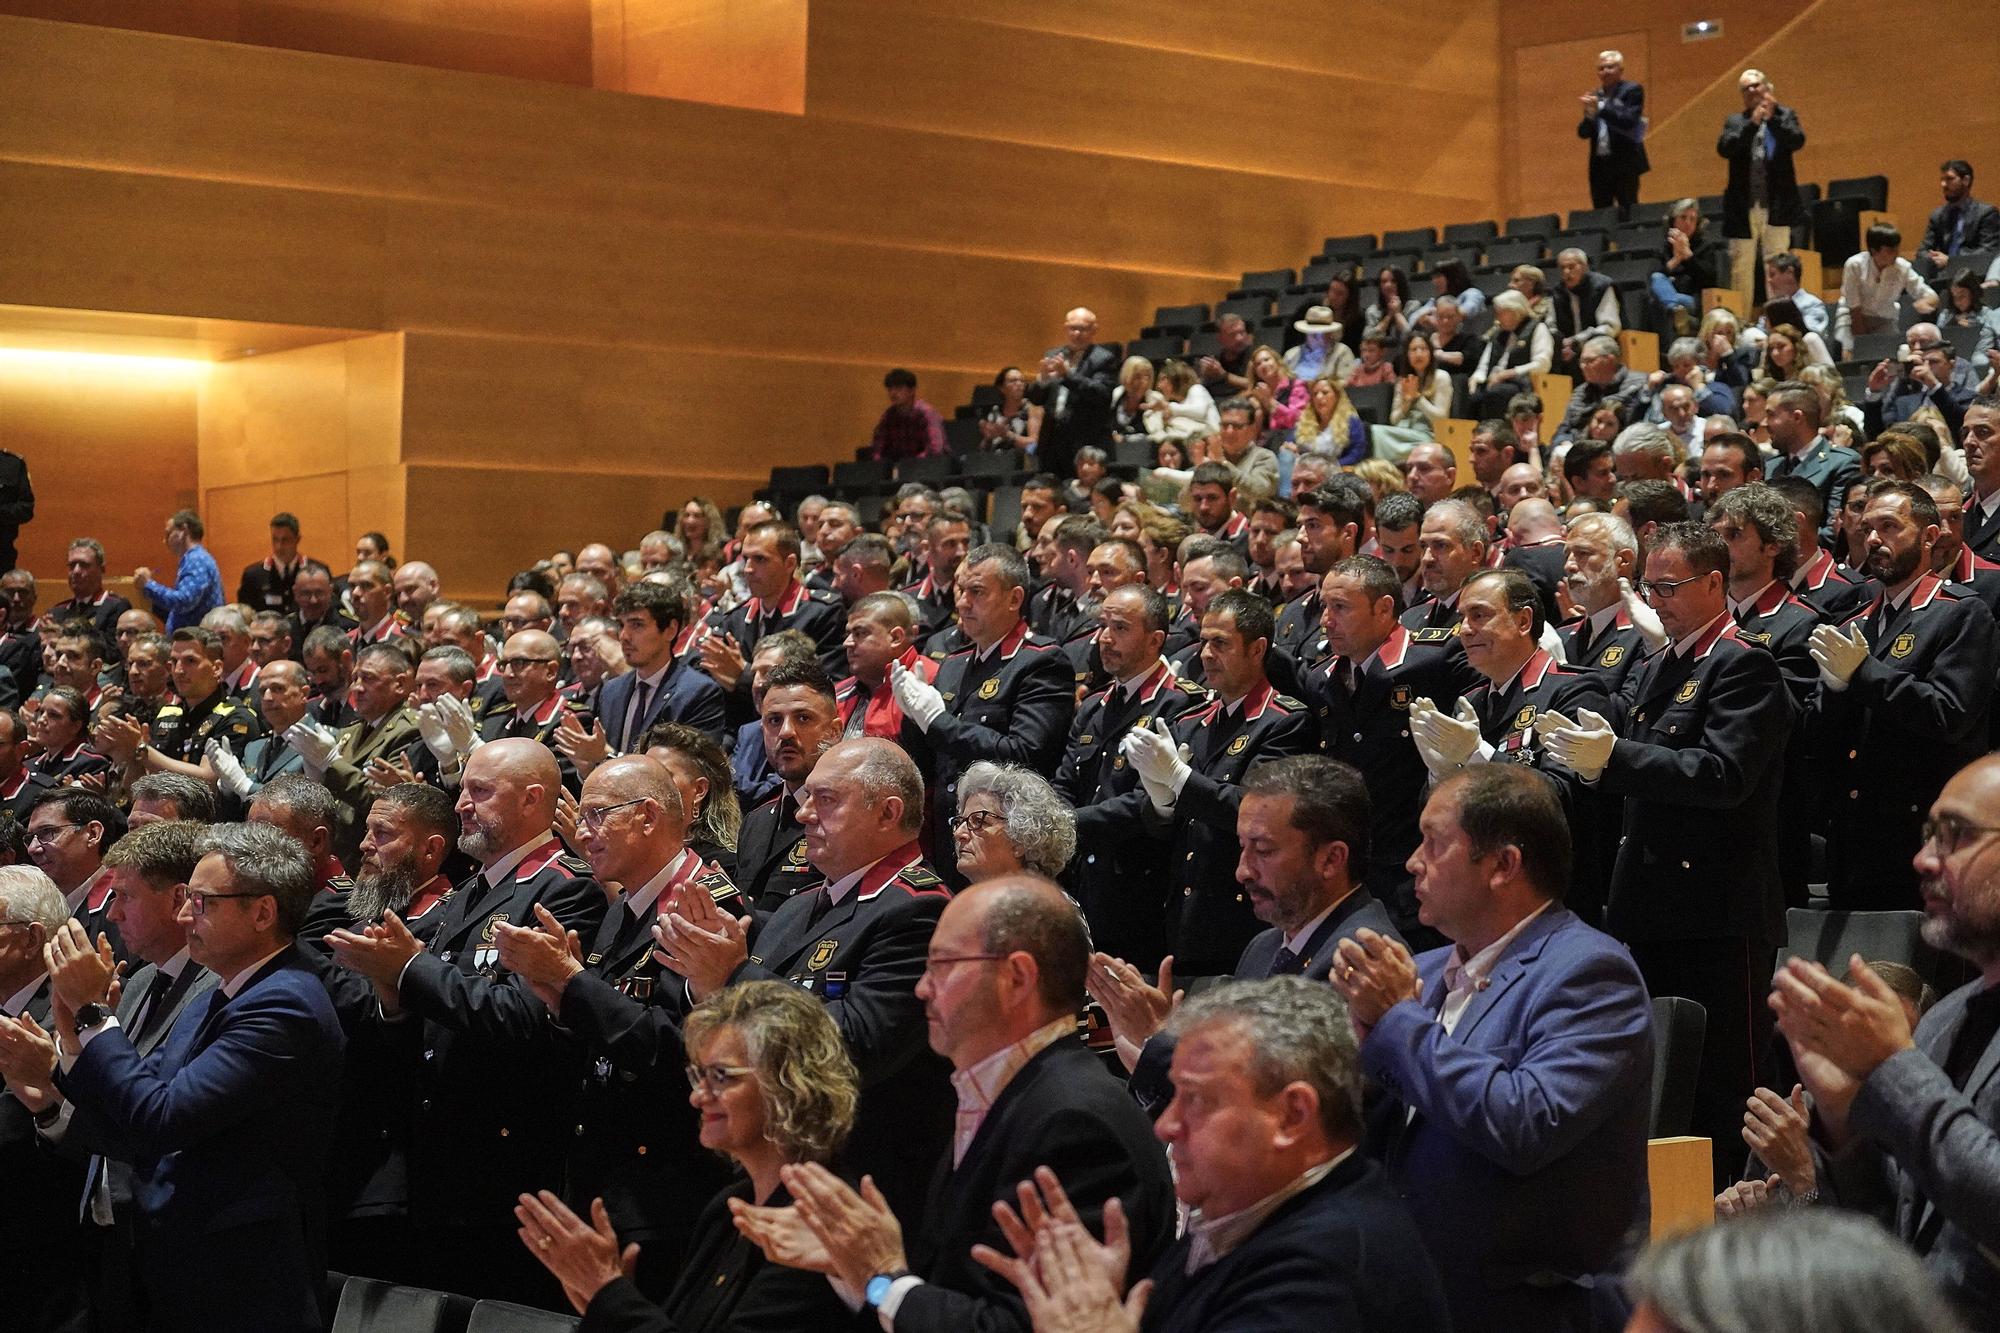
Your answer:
[684,981,858,1163]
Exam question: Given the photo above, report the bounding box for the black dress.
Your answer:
[580,1180,863,1333]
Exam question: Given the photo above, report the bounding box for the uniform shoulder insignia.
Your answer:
[808,588,841,605]
[898,865,947,892]
[326,875,356,892]
[157,704,185,718]
[1410,627,1456,643]
[1272,693,1306,711]
[696,864,742,901]
[1737,630,1772,645]
[555,853,593,877]
[1177,679,1207,695]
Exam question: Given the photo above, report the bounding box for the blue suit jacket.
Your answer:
[599,658,728,752]
[1359,906,1653,1332]
[57,945,345,1333]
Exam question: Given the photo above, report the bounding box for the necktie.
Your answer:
[1947,206,1965,256]
[805,888,834,929]
[1267,946,1301,977]
[624,677,654,750]
[132,968,178,1043]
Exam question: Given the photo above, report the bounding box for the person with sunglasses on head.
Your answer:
[1540,520,1793,1184]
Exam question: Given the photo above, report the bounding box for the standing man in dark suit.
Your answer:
[1336,765,1653,1333]
[0,865,85,1333]
[1808,481,1996,911]
[732,875,1176,1333]
[323,738,606,1304]
[1025,307,1120,480]
[236,512,307,617]
[1578,49,1648,211]
[21,824,344,1333]
[1920,159,2000,277]
[46,820,218,1331]
[987,979,1452,1332]
[1541,522,1792,1182]
[1718,69,1806,301]
[892,544,1075,881]
[1095,755,1403,1112]
[1774,752,2000,1331]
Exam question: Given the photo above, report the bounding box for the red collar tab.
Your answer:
[1370,624,1412,671]
[516,837,572,881]
[855,842,927,902]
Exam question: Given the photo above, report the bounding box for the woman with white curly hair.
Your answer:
[951,762,1077,884]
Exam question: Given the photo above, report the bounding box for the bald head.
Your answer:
[577,754,688,888]
[393,561,439,618]
[587,754,685,824]
[1507,498,1563,543]
[958,873,1091,1015]
[458,737,562,862]
[1498,463,1546,511]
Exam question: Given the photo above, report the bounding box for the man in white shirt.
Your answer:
[1836,221,1939,356]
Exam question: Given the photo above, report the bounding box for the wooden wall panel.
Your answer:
[0,0,595,83]
[594,0,807,114]
[1500,0,1813,218]
[0,357,200,578]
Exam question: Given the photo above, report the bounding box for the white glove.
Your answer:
[1410,696,1492,778]
[1539,708,1616,782]
[415,702,458,763]
[437,693,482,758]
[889,663,947,731]
[1619,578,1670,652]
[285,719,340,775]
[205,738,254,799]
[1808,623,1870,691]
[1120,717,1193,813]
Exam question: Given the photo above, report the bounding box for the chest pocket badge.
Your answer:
[784,839,809,867]
[977,678,1000,700]
[1890,632,1916,659]
[1675,681,1698,704]
[1227,735,1248,756]
[1514,706,1536,731]
[807,939,837,971]
[1600,646,1624,667]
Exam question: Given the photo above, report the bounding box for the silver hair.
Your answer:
[0,865,68,933]
[1423,498,1488,550]
[1582,333,1621,360]
[1612,422,1678,460]
[1667,336,1704,366]
[129,772,219,823]
[845,740,926,835]
[1558,247,1591,267]
[1629,1208,1968,1333]
[1163,977,1363,1139]
[1566,510,1640,559]
[1492,289,1532,319]
[194,822,317,937]
[200,605,250,636]
[958,763,1077,879]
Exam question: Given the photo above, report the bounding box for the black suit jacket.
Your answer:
[1576,79,1649,174]
[893,1037,1176,1333]
[1024,343,1120,478]
[600,657,729,752]
[1140,1153,1452,1333]
[734,788,817,919]
[1922,196,2000,261]
[1717,105,1807,236]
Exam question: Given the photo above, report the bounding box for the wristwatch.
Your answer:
[73,1003,112,1033]
[864,1270,912,1309]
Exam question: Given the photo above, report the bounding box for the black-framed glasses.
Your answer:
[947,810,1006,836]
[186,891,267,917]
[0,917,39,929]
[579,796,652,833]
[924,951,1007,976]
[684,1062,756,1095]
[23,823,77,848]
[496,656,558,672]
[1921,817,2000,856]
[1638,574,1707,600]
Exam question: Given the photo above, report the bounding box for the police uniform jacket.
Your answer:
[714,580,847,681]
[149,685,261,763]
[1051,659,1209,968]
[1271,585,1330,694]
[728,843,955,1216]
[1791,546,1866,621]
[394,838,607,1230]
[1400,592,1463,633]
[1560,605,1648,695]
[47,589,131,647]
[734,787,818,920]
[1304,626,1480,900]
[0,766,53,821]
[1811,573,1998,910]
[1766,437,1863,543]
[1943,545,2000,617]
[237,557,302,616]
[1732,580,1827,908]
[1597,615,1793,944]
[28,739,111,787]
[902,620,1075,877]
[902,570,959,647]
[0,628,38,698]
[1465,648,1612,769]
[1027,581,1089,644]
[478,691,575,748]
[322,706,423,856]
[1150,681,1315,975]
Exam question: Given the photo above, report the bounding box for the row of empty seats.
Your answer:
[328,1276,579,1333]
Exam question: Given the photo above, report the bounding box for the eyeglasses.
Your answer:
[186,891,267,916]
[579,796,651,833]
[947,810,1006,836]
[1921,817,2000,856]
[496,656,558,672]
[684,1063,756,1095]
[924,951,1007,976]
[1638,574,1707,600]
[24,824,77,848]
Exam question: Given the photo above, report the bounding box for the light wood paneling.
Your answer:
[0,0,595,83]
[0,357,199,579]
[1648,1136,1715,1238]
[594,0,807,113]
[1509,33,1649,222]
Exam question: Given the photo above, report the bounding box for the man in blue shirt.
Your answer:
[134,509,222,632]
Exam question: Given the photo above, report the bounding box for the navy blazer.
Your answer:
[1576,79,1650,173]
[1141,1152,1451,1333]
[600,659,729,752]
[57,946,345,1333]
[1360,906,1653,1333]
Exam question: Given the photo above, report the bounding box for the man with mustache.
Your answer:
[734,660,844,918]
[1808,479,1997,911]
[1558,511,1654,694]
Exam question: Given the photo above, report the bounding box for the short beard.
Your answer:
[349,862,420,923]
[458,823,500,862]
[1919,897,2000,970]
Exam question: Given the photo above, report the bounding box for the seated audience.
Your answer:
[1836,222,1940,357]
[1281,305,1356,384]
[1650,197,1719,333]
[950,761,1077,884]
[980,366,1042,455]
[870,368,947,463]
[1290,376,1369,465]
[1469,290,1553,419]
